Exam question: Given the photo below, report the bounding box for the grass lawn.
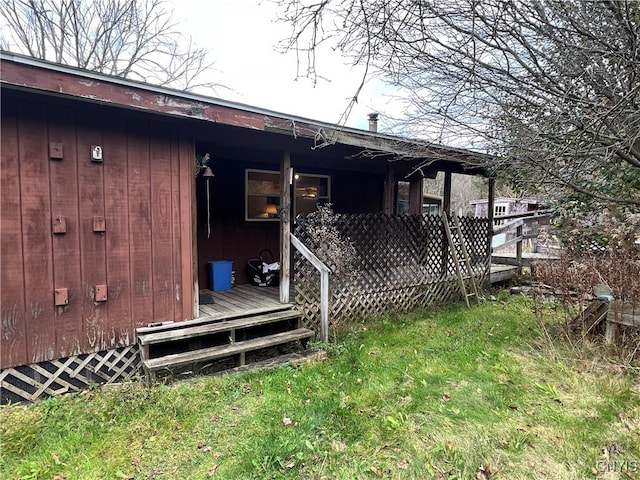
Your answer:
[1,295,639,479]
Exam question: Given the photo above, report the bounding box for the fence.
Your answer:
[293,213,490,333]
[0,345,141,403]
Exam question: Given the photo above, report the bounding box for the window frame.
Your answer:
[244,169,332,221]
[245,168,281,222]
[294,172,331,217]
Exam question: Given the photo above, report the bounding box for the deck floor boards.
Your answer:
[199,284,282,318]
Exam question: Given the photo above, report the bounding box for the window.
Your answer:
[494,204,507,226]
[245,169,331,220]
[246,169,280,221]
[395,181,410,215]
[295,174,330,216]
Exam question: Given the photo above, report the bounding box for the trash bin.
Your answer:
[208,260,233,291]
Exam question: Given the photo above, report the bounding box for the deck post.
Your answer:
[443,171,452,215]
[383,164,394,214]
[516,223,523,275]
[320,269,329,343]
[487,177,496,286]
[280,151,291,304]
[440,172,453,277]
[409,177,423,215]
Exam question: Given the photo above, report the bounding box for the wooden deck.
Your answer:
[490,264,521,284]
[492,251,561,267]
[198,284,285,318]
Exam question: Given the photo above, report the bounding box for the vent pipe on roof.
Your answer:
[368,113,379,133]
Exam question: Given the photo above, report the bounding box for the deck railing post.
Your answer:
[516,223,523,275]
[486,178,495,286]
[320,270,329,343]
[290,233,331,342]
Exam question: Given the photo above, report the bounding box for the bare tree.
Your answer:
[0,0,218,91]
[276,0,640,213]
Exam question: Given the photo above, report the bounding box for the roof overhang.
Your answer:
[0,51,490,176]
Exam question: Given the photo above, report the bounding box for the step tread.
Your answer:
[143,328,314,372]
[213,349,327,376]
[137,310,301,346]
[136,304,294,335]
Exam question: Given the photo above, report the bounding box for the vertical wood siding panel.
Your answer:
[19,102,55,363]
[149,124,174,322]
[170,132,183,320]
[48,106,83,357]
[103,113,133,346]
[179,137,195,319]
[0,98,27,368]
[127,120,153,328]
[77,110,108,352]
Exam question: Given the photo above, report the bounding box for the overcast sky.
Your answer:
[172,0,402,131]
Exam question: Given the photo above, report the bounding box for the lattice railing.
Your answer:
[294,213,490,332]
[0,345,141,403]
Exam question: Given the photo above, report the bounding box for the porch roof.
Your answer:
[0,51,489,176]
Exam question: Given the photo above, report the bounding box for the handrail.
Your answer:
[493,209,552,222]
[493,218,523,236]
[290,233,331,343]
[491,210,553,271]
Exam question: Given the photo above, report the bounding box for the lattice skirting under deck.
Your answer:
[294,213,491,332]
[0,345,141,404]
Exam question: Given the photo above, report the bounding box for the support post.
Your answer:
[320,269,329,343]
[440,172,453,278]
[516,223,523,275]
[409,177,423,215]
[280,151,291,304]
[443,171,452,215]
[486,177,496,286]
[383,164,395,214]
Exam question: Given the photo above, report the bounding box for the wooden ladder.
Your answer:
[442,212,481,307]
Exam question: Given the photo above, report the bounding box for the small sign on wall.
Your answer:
[91,145,103,162]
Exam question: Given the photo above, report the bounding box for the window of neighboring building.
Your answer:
[246,169,280,221]
[245,169,331,220]
[422,202,440,216]
[494,204,507,225]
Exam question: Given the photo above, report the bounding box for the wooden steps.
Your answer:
[144,329,313,372]
[136,307,314,377]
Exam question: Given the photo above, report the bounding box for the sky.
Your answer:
[171,0,402,131]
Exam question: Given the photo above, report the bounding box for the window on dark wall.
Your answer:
[245,169,331,220]
[396,180,410,215]
[246,169,280,221]
[294,173,330,216]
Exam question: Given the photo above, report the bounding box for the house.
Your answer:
[1,52,495,402]
[471,197,541,225]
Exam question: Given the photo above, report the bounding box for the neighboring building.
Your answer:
[471,197,550,251]
[471,197,541,226]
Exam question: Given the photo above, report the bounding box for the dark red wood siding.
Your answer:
[0,91,195,368]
